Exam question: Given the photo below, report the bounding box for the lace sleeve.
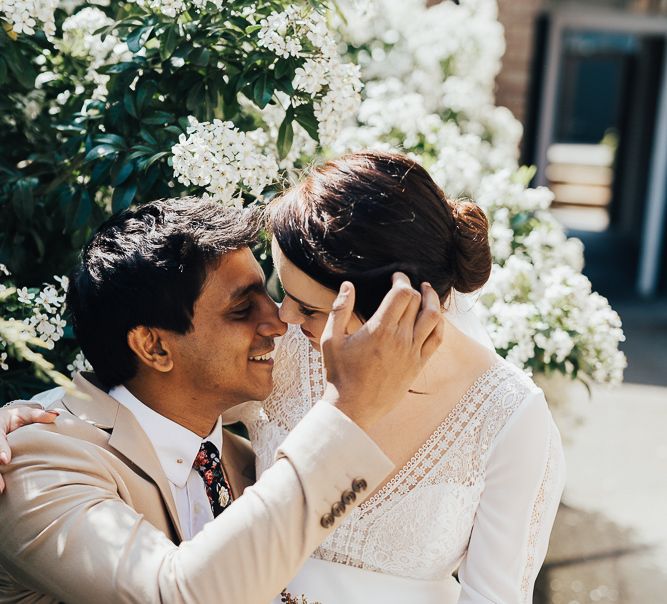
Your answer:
[457,390,566,604]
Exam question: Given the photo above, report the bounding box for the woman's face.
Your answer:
[271,237,362,351]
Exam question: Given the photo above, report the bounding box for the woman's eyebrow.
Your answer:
[283,288,328,311]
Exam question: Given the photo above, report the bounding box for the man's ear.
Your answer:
[127,326,174,373]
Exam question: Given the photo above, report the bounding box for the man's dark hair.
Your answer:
[67,197,260,388]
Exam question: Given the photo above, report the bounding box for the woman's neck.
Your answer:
[408,315,493,396]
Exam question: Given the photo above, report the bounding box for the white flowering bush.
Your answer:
[0,264,83,399]
[1,0,625,396]
[332,0,626,385]
[0,0,360,395]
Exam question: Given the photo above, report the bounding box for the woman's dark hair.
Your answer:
[67,197,260,388]
[268,150,491,320]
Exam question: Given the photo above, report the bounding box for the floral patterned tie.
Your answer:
[193,441,232,517]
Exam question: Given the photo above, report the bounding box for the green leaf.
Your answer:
[110,161,134,187]
[12,180,35,222]
[112,182,137,213]
[136,79,158,113]
[160,25,178,61]
[294,105,320,142]
[274,60,291,80]
[94,133,126,148]
[73,191,92,228]
[277,110,294,160]
[90,157,114,186]
[228,16,250,30]
[6,46,36,89]
[123,90,137,118]
[275,77,294,95]
[127,25,153,53]
[253,73,273,109]
[191,47,211,67]
[0,59,7,85]
[138,128,157,145]
[100,62,138,75]
[186,81,204,112]
[142,111,176,125]
[84,145,119,163]
[28,228,45,259]
[245,24,262,34]
[144,151,170,171]
[164,125,183,136]
[127,150,151,161]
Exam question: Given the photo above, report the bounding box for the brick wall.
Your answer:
[495,0,545,128]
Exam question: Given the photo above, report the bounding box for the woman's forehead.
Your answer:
[272,240,337,307]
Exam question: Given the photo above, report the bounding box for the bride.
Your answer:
[0,151,565,603]
[239,150,565,603]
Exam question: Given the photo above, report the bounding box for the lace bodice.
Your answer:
[240,325,565,604]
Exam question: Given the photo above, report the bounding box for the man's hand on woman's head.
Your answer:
[320,272,444,431]
[0,406,59,493]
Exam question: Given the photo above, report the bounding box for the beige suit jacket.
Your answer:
[0,373,393,604]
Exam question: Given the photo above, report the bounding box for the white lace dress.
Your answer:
[240,321,565,604]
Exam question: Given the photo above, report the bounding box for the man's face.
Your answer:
[168,247,287,409]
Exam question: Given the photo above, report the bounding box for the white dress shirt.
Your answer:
[109,385,223,539]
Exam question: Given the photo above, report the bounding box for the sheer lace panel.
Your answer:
[520,421,563,602]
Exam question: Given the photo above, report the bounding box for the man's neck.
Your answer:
[123,378,220,438]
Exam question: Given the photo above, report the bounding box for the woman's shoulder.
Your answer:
[474,358,554,449]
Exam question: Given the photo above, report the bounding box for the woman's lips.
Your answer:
[301,327,314,338]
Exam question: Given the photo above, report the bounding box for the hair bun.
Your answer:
[448,199,492,294]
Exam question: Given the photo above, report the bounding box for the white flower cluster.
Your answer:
[21,276,68,351]
[171,117,280,206]
[130,0,225,18]
[0,0,59,38]
[313,61,362,147]
[258,5,362,148]
[330,0,626,385]
[479,261,626,384]
[0,267,70,373]
[258,5,336,59]
[59,7,130,99]
[67,350,92,376]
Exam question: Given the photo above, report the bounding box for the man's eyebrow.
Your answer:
[283,288,328,311]
[227,280,267,304]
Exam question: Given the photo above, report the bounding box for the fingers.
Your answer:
[420,310,444,361]
[370,273,421,329]
[321,282,355,347]
[0,407,58,494]
[16,408,59,430]
[413,282,443,351]
[0,429,8,494]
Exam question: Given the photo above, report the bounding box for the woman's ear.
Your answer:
[127,326,174,373]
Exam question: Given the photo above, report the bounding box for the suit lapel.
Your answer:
[221,429,256,500]
[62,373,185,541]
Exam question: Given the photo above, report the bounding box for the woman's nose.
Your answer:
[279,298,303,325]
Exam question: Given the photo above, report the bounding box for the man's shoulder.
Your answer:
[6,408,114,462]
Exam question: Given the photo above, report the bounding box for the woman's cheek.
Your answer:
[307,315,328,341]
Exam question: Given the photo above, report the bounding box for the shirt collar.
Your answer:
[109,385,223,488]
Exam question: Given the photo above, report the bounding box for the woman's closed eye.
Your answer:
[298,305,318,317]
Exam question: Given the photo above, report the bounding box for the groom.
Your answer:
[0,197,442,603]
